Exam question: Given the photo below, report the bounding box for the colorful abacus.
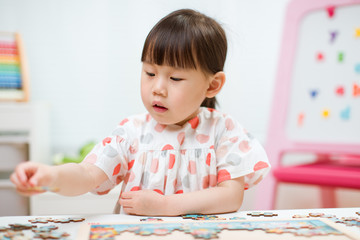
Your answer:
[0,32,29,101]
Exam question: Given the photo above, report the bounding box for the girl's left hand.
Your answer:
[119,189,167,216]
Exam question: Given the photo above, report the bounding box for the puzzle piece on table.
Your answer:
[29,217,85,225]
[0,226,9,232]
[69,217,85,222]
[247,212,278,217]
[1,218,84,240]
[9,223,35,231]
[293,213,360,229]
[32,225,58,233]
[321,214,337,219]
[182,214,226,221]
[34,231,70,239]
[246,212,263,217]
[28,217,54,224]
[229,217,247,220]
[344,220,360,227]
[3,230,25,239]
[140,217,163,222]
[52,217,85,224]
[292,214,309,218]
[338,217,360,227]
[263,212,279,217]
[309,212,325,217]
[53,218,71,224]
[265,228,286,234]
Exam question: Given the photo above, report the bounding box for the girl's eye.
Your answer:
[146,72,155,77]
[170,77,183,81]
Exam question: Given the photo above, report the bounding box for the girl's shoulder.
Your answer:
[198,107,251,140]
[117,112,151,128]
[110,112,151,139]
[198,107,240,128]
[199,107,230,118]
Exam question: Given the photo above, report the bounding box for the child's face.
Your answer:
[141,62,211,126]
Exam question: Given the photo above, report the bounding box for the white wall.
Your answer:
[0,0,289,154]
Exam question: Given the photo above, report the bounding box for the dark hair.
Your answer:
[141,9,227,109]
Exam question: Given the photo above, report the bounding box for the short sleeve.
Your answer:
[215,115,270,189]
[82,126,130,195]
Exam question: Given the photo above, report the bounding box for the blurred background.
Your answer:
[0,0,359,216]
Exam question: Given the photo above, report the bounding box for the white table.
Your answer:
[1,208,359,239]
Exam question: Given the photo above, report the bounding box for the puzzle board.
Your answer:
[77,218,359,240]
[283,1,360,144]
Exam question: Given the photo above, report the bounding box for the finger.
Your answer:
[10,172,21,186]
[28,174,39,187]
[17,170,28,185]
[10,172,30,191]
[15,162,38,187]
[11,174,42,195]
[119,198,133,208]
[120,191,134,199]
[14,166,30,186]
[122,206,134,215]
[28,165,47,187]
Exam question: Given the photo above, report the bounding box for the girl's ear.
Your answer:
[206,71,226,98]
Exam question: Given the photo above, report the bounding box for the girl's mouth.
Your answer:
[153,103,168,113]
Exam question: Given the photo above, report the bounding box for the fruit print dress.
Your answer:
[83,107,270,213]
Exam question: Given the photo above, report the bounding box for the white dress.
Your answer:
[83,107,270,213]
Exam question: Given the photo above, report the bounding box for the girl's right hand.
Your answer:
[10,162,56,196]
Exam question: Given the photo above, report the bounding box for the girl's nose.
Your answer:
[152,77,167,96]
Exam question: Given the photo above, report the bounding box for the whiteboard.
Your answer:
[286,4,360,144]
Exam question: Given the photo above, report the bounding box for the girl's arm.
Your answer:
[10,162,108,196]
[120,177,245,216]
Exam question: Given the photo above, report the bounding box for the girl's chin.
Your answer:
[150,115,183,126]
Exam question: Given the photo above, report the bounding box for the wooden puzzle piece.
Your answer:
[0,226,9,232]
[247,212,278,217]
[9,223,34,231]
[1,217,84,240]
[182,214,226,221]
[293,213,360,229]
[28,218,52,224]
[292,214,309,218]
[263,212,279,217]
[3,230,27,239]
[321,214,337,219]
[339,217,360,227]
[32,225,58,233]
[69,217,85,223]
[309,212,325,217]
[247,212,263,217]
[34,231,70,239]
[229,217,246,220]
[53,218,71,224]
[50,217,85,224]
[140,217,163,222]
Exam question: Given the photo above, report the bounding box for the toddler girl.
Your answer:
[11,9,270,216]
